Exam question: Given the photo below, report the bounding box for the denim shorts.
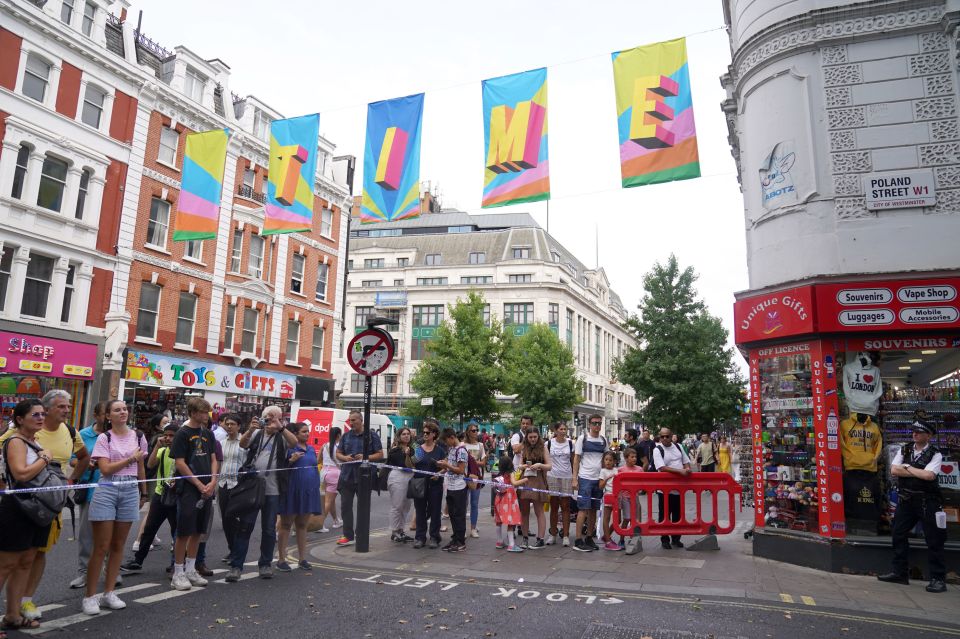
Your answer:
[89,476,141,522]
[576,478,603,510]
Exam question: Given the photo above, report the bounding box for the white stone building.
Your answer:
[334,209,639,436]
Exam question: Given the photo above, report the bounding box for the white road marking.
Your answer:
[21,611,112,635]
[113,582,162,595]
[35,604,65,614]
[134,587,209,604]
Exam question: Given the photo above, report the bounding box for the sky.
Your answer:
[134,0,749,365]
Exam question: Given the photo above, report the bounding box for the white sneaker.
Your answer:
[470,529,479,538]
[545,534,556,545]
[332,518,342,528]
[131,541,140,552]
[101,591,126,610]
[318,527,330,533]
[69,574,87,589]
[562,536,570,547]
[185,570,208,587]
[171,573,192,591]
[82,595,101,616]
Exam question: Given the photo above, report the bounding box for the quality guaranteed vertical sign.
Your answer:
[809,341,845,539]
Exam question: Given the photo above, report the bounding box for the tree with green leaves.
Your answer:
[404,290,504,424]
[502,323,582,429]
[614,254,744,435]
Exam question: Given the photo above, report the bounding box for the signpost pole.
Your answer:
[356,374,374,553]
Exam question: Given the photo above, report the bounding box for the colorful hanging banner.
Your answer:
[612,37,700,188]
[361,93,424,223]
[172,128,229,241]
[264,114,320,235]
[481,67,549,208]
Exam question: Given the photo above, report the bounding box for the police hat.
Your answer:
[911,420,936,435]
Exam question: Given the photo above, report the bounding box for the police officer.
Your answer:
[877,420,947,593]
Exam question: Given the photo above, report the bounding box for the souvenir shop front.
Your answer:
[0,328,99,427]
[120,349,297,429]
[735,276,960,574]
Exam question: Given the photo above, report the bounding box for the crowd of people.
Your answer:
[0,393,738,631]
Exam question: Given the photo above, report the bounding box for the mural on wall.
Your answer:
[759,140,798,210]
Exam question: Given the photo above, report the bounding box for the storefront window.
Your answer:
[835,344,960,541]
[758,348,818,533]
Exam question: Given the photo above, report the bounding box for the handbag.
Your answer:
[406,476,426,500]
[224,463,265,518]
[2,437,68,526]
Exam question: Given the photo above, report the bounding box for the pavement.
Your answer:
[15,489,960,638]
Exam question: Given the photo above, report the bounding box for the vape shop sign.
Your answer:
[863,169,936,210]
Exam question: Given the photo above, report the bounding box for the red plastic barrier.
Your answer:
[609,472,742,537]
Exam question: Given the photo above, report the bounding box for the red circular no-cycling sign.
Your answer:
[347,328,395,377]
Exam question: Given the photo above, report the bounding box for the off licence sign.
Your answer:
[863,169,936,210]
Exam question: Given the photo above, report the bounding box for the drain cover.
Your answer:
[580,624,747,639]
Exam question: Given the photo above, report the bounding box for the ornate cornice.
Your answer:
[731,2,946,88]
[132,250,213,281]
[142,167,181,190]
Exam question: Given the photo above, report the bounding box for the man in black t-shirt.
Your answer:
[170,397,218,592]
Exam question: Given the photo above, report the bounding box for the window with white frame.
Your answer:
[81,85,106,128]
[242,168,255,189]
[241,307,258,353]
[508,274,532,283]
[320,208,333,237]
[81,1,95,36]
[229,229,243,272]
[136,282,160,340]
[384,374,398,394]
[185,240,202,261]
[364,258,384,269]
[23,55,51,103]
[0,247,13,312]
[397,257,408,267]
[146,198,170,248]
[468,252,485,264]
[315,262,328,302]
[311,326,324,367]
[11,144,30,199]
[60,264,75,323]
[184,68,206,103]
[285,319,300,363]
[61,0,74,24]
[223,303,236,351]
[37,156,68,212]
[425,253,441,265]
[158,126,178,166]
[247,234,264,278]
[176,292,197,346]
[291,253,305,294]
[75,168,91,220]
[511,247,530,259]
[253,109,272,142]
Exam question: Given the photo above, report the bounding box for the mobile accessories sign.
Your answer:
[863,169,936,210]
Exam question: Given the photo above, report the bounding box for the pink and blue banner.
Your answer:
[172,128,229,241]
[361,93,424,223]
[481,67,549,208]
[264,114,320,235]
[612,38,700,188]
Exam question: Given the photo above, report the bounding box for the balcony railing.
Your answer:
[237,184,265,204]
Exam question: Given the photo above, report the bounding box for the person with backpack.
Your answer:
[695,433,719,472]
[546,422,573,546]
[436,428,468,552]
[0,399,54,631]
[653,427,692,550]
[0,390,88,622]
[81,400,149,615]
[572,414,607,552]
[119,421,179,574]
[462,423,486,538]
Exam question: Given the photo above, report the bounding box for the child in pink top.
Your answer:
[493,456,527,552]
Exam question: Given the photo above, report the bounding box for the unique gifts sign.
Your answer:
[734,285,815,343]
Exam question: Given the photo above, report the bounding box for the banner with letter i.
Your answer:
[612,37,700,188]
[361,93,424,223]
[172,128,229,241]
[264,114,320,235]
[481,67,549,208]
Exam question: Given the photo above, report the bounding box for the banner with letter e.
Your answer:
[172,128,229,241]
[264,114,320,235]
[612,37,700,188]
[481,67,549,208]
[361,93,424,223]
